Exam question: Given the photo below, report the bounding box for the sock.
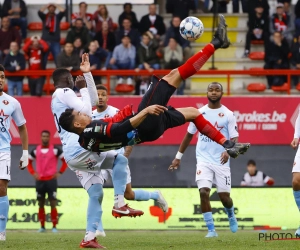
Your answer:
[112,154,128,208]
[87,184,103,233]
[193,114,226,145]
[224,206,235,218]
[203,212,215,232]
[293,190,300,211]
[51,208,58,228]
[0,196,9,232]
[38,207,46,228]
[85,231,95,242]
[178,44,215,80]
[134,190,159,201]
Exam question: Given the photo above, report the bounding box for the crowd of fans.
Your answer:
[0,0,196,96]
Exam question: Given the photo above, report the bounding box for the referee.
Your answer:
[27,130,67,232]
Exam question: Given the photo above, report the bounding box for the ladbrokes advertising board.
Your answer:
[6,188,299,230]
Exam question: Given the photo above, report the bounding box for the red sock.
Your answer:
[178,43,215,80]
[51,208,58,228]
[194,114,226,145]
[38,207,46,228]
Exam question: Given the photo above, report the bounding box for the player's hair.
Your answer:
[59,108,75,133]
[208,82,223,91]
[123,2,132,9]
[41,130,50,135]
[96,85,107,91]
[0,64,5,72]
[52,68,71,87]
[247,159,256,166]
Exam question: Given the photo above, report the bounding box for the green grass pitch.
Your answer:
[1,230,299,250]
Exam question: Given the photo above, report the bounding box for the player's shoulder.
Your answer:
[198,104,208,113]
[107,105,119,113]
[221,105,235,117]
[2,92,21,107]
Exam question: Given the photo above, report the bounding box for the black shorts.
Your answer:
[137,75,185,142]
[36,179,57,200]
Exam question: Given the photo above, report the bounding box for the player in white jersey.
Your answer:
[290,106,300,236]
[92,85,168,213]
[0,64,29,241]
[169,82,239,238]
[51,54,142,249]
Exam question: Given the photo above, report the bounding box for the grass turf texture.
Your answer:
[1,230,299,250]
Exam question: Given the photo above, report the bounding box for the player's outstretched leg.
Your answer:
[80,184,106,249]
[292,172,300,236]
[162,14,230,89]
[111,155,144,218]
[219,193,238,233]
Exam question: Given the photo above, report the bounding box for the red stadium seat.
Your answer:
[28,22,43,30]
[60,37,66,45]
[247,83,266,92]
[112,22,118,31]
[23,83,30,93]
[60,22,70,30]
[249,51,265,60]
[251,40,264,45]
[48,53,54,61]
[271,83,289,92]
[296,83,300,91]
[43,83,55,93]
[115,84,135,93]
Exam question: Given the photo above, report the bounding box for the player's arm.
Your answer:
[53,147,68,179]
[291,109,300,149]
[18,124,28,170]
[27,149,39,180]
[169,121,196,171]
[263,173,275,186]
[123,146,133,158]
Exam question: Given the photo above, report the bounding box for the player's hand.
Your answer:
[33,173,39,180]
[220,151,229,165]
[19,150,28,170]
[53,173,62,179]
[168,158,180,171]
[146,105,167,115]
[75,75,87,89]
[291,138,299,149]
[80,53,90,73]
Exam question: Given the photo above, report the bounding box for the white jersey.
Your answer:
[92,105,124,155]
[294,107,300,138]
[51,87,93,162]
[241,170,271,186]
[0,92,26,152]
[188,105,238,166]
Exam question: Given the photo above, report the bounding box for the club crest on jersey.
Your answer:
[104,114,110,118]
[218,113,224,117]
[2,100,9,105]
[85,158,97,170]
[196,170,201,175]
[294,162,297,167]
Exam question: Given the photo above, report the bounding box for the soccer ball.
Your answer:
[179,16,204,41]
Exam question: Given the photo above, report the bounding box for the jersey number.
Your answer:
[54,113,61,133]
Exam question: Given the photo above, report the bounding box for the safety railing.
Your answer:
[4,69,300,95]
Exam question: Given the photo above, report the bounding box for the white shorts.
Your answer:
[292,147,300,173]
[75,170,105,191]
[195,162,231,193]
[0,152,11,181]
[101,165,131,185]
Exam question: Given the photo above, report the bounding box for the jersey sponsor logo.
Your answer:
[218,113,224,117]
[214,121,224,131]
[2,100,9,105]
[0,109,9,132]
[87,138,95,150]
[84,127,93,133]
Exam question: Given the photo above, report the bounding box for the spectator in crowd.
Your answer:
[264,31,290,88]
[270,3,293,45]
[279,0,292,14]
[71,1,93,31]
[23,36,49,96]
[164,16,192,62]
[2,0,27,39]
[66,18,91,51]
[139,4,165,41]
[210,0,230,14]
[243,4,269,57]
[0,16,21,63]
[164,37,183,69]
[3,41,25,96]
[248,0,269,19]
[116,17,140,48]
[94,21,116,70]
[118,2,139,30]
[241,160,274,186]
[72,37,85,58]
[93,4,114,33]
[88,40,107,84]
[136,32,160,71]
[166,0,195,21]
[110,35,136,85]
[290,35,300,87]
[57,43,80,71]
[294,0,300,36]
[38,4,65,68]
[27,130,67,233]
[232,0,248,13]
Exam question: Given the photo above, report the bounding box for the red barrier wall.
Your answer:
[5,96,298,145]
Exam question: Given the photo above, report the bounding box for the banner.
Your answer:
[3,96,299,145]
[6,188,299,230]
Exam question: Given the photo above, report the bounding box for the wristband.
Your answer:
[175,151,183,160]
[23,150,28,155]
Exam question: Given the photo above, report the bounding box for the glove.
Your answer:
[19,150,29,170]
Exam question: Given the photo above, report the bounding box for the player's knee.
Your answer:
[88,183,104,200]
[219,193,231,205]
[0,180,8,196]
[199,188,210,199]
[292,177,300,190]
[124,190,135,200]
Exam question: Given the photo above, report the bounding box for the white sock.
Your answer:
[84,231,95,241]
[114,194,126,208]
